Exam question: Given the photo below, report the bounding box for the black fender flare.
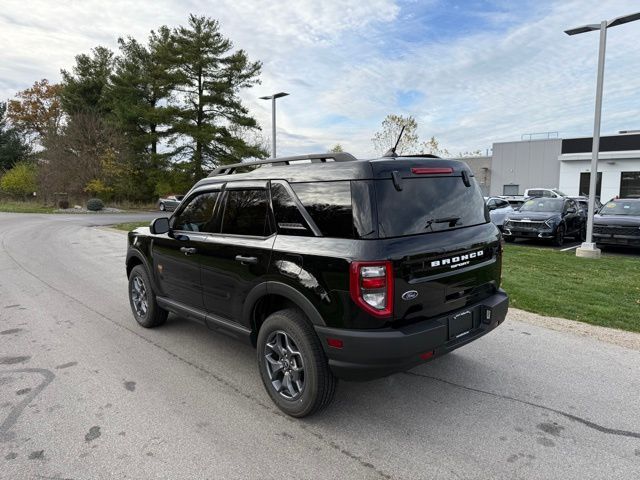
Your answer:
[126,250,161,293]
[242,281,326,328]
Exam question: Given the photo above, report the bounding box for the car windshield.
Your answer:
[552,189,567,196]
[519,198,563,213]
[600,200,640,216]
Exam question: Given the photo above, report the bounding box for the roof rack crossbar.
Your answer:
[209,152,357,176]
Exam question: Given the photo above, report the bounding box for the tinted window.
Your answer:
[173,192,219,232]
[519,198,564,212]
[271,183,312,236]
[579,172,602,197]
[496,199,509,208]
[291,182,354,239]
[375,177,488,238]
[221,189,271,236]
[620,171,640,198]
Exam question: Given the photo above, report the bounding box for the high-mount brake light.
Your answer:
[411,167,453,175]
[349,261,394,318]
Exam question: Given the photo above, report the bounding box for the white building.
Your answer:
[481,132,640,200]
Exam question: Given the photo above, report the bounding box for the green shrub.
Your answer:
[86,198,104,211]
[58,200,70,209]
[0,162,37,199]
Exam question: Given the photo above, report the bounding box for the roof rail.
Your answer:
[209,152,358,176]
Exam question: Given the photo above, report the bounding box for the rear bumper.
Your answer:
[594,233,640,246]
[315,290,509,381]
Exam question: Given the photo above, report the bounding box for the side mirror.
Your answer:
[487,204,496,211]
[150,217,170,235]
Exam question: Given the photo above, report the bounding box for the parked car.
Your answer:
[158,195,184,211]
[570,196,603,217]
[593,198,640,248]
[499,195,527,210]
[126,152,508,417]
[524,188,567,198]
[485,196,514,230]
[503,197,585,246]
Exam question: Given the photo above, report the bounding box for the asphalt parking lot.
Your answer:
[1,212,639,480]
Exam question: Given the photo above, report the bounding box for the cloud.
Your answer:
[1,0,640,158]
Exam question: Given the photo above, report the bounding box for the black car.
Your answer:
[570,196,603,217]
[593,198,640,248]
[125,152,508,417]
[503,197,585,246]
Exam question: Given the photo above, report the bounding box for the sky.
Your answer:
[1,0,640,157]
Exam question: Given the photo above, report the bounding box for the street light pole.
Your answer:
[565,12,640,259]
[259,92,289,158]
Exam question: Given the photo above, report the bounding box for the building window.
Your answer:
[620,171,640,199]
[503,184,519,195]
[579,172,602,198]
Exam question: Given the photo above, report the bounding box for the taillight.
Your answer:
[411,167,453,175]
[349,261,394,318]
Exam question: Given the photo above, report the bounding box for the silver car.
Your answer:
[485,197,514,230]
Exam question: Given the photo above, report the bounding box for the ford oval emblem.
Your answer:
[401,290,419,301]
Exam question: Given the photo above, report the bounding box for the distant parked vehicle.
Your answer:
[503,197,585,246]
[158,195,184,212]
[593,198,640,248]
[485,197,514,230]
[570,196,603,217]
[524,188,567,199]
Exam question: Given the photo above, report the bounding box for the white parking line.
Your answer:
[560,245,580,251]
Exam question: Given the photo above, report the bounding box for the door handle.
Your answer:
[180,247,197,255]
[235,255,258,265]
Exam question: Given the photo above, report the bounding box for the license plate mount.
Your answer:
[449,310,473,339]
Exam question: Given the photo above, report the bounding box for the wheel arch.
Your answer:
[244,281,326,346]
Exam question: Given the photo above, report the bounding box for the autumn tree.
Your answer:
[169,15,266,179]
[372,114,420,155]
[7,79,63,143]
[0,162,37,199]
[0,102,30,171]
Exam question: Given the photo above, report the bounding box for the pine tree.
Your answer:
[0,102,31,171]
[169,15,266,179]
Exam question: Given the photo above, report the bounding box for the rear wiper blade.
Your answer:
[424,216,461,229]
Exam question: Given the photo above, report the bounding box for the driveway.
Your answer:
[0,212,638,479]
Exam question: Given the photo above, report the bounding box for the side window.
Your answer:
[221,189,272,236]
[173,191,219,232]
[497,199,509,208]
[291,181,354,239]
[271,183,312,236]
[487,199,497,208]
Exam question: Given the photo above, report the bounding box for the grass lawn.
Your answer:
[502,244,640,333]
[112,221,149,232]
[0,201,56,214]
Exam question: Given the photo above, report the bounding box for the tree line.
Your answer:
[0,15,266,204]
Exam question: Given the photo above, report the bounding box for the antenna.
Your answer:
[383,125,405,158]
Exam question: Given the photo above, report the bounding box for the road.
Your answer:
[0,212,638,480]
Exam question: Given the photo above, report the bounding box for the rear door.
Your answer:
[199,182,275,324]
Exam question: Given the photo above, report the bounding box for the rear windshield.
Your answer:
[375,177,488,238]
[600,200,640,215]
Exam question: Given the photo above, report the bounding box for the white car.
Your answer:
[524,188,567,199]
[485,197,514,230]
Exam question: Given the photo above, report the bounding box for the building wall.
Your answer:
[558,154,640,202]
[458,156,491,195]
[490,139,562,196]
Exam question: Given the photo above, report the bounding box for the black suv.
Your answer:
[126,153,509,417]
[593,198,640,248]
[503,197,585,246]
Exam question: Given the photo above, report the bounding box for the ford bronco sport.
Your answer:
[126,152,509,417]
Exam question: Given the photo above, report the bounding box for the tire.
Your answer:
[159,203,166,211]
[257,309,337,417]
[553,225,565,247]
[128,265,168,328]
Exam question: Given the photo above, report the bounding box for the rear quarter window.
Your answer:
[291,181,354,239]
